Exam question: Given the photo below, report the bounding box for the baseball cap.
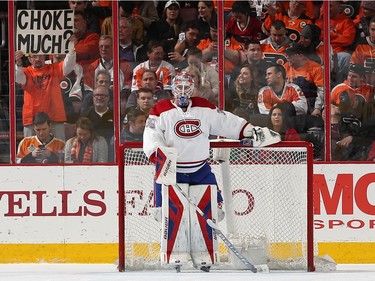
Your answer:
[285,44,305,56]
[164,0,180,10]
[349,64,365,75]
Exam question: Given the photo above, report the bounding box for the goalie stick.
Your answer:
[173,183,260,273]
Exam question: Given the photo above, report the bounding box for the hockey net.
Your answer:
[118,141,333,272]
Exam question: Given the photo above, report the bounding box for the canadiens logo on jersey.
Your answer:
[174,120,202,138]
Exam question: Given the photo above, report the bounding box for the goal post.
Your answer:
[118,141,317,272]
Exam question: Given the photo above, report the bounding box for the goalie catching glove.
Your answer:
[242,124,281,147]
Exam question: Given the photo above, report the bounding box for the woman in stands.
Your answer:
[147,0,183,62]
[183,65,217,105]
[267,103,300,141]
[64,117,108,163]
[226,64,260,116]
[197,1,217,40]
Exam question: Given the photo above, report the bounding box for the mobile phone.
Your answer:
[179,32,185,41]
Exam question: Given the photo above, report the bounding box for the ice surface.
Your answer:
[0,264,375,281]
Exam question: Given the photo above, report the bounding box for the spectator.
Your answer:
[331,64,373,119]
[226,64,260,116]
[81,85,114,146]
[274,0,317,21]
[350,16,375,85]
[183,65,216,105]
[197,1,216,40]
[15,46,77,141]
[354,1,375,40]
[131,1,160,30]
[284,44,324,116]
[330,106,372,161]
[170,21,200,67]
[258,64,308,115]
[46,53,83,124]
[124,88,155,125]
[196,16,237,75]
[17,112,65,164]
[184,47,218,97]
[267,103,301,141]
[231,39,271,88]
[131,41,176,92]
[118,17,147,68]
[68,0,111,35]
[134,88,155,116]
[127,70,172,109]
[298,24,324,65]
[262,0,313,42]
[330,64,374,161]
[65,117,108,163]
[101,2,144,45]
[316,0,356,84]
[109,106,147,161]
[197,17,218,63]
[83,35,132,92]
[120,107,147,142]
[81,69,112,114]
[70,10,100,67]
[260,20,293,65]
[225,1,264,49]
[119,1,145,45]
[147,0,183,61]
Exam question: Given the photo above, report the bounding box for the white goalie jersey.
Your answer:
[143,97,248,173]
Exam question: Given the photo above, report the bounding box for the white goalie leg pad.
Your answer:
[189,184,219,268]
[160,184,190,267]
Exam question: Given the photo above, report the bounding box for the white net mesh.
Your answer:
[120,143,332,271]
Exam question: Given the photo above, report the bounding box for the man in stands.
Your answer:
[83,35,132,93]
[351,16,375,86]
[17,112,65,164]
[127,70,172,109]
[70,10,100,67]
[330,64,374,161]
[120,107,147,142]
[119,17,147,68]
[284,44,324,116]
[260,20,292,65]
[169,21,200,69]
[262,0,313,42]
[316,0,356,84]
[15,43,77,141]
[68,0,111,35]
[258,64,308,115]
[131,41,176,92]
[81,85,114,147]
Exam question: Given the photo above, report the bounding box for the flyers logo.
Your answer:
[263,53,287,65]
[174,120,202,138]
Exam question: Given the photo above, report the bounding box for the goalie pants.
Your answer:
[154,162,223,207]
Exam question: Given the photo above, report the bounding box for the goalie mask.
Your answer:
[172,73,194,106]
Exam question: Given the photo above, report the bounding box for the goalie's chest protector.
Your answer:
[146,98,245,166]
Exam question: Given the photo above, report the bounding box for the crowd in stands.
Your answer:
[14,0,375,163]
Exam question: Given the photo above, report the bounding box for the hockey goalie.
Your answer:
[143,73,281,272]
